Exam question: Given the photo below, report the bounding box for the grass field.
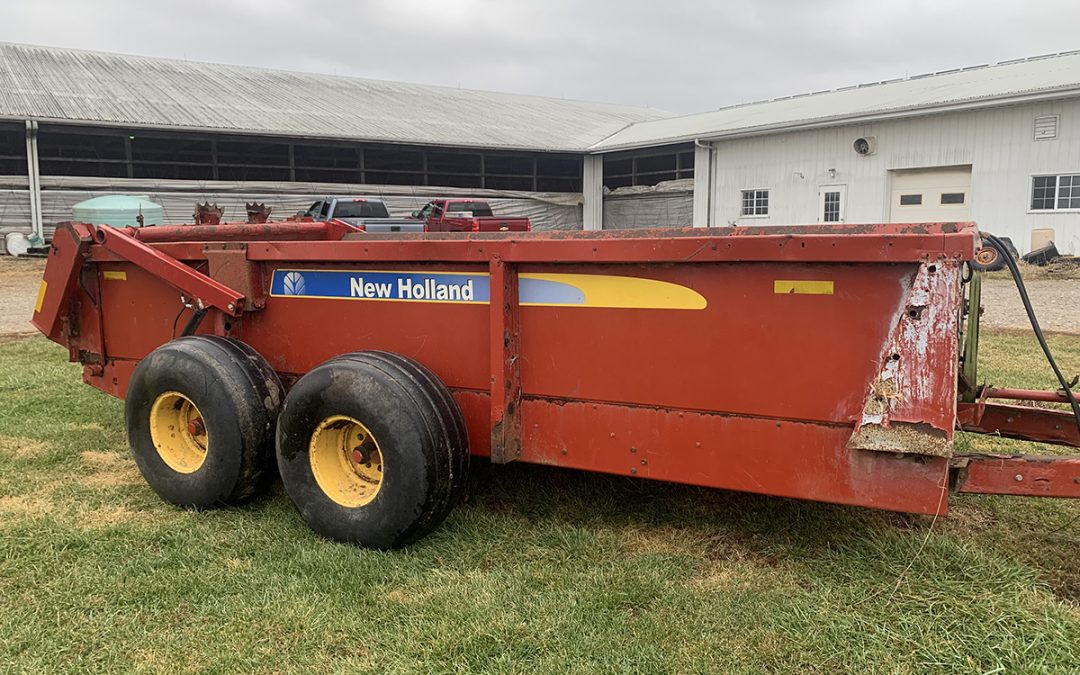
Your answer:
[1,334,1078,674]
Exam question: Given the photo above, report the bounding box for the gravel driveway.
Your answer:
[1,258,1078,337]
[980,278,1080,334]
[0,258,44,338]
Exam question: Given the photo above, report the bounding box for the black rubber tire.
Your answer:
[358,351,470,525]
[276,351,469,549]
[124,336,283,508]
[971,244,1006,272]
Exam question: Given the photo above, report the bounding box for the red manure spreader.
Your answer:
[30,220,1080,548]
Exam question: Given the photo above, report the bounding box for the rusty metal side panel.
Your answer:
[516,398,950,515]
[513,261,912,424]
[91,257,945,430]
[849,259,964,457]
[450,391,950,514]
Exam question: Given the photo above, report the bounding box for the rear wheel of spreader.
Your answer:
[124,336,283,508]
[275,351,469,549]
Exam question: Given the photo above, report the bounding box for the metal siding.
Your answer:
[708,99,1080,253]
[602,193,693,229]
[0,43,667,152]
[582,155,603,230]
[692,143,712,227]
[0,177,584,243]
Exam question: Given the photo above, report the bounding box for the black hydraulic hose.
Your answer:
[983,233,1080,436]
[179,307,208,338]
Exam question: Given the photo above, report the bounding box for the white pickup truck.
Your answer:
[304,198,424,233]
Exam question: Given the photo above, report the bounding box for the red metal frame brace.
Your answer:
[957,401,1080,448]
[981,386,1075,403]
[954,453,1080,498]
[93,225,245,316]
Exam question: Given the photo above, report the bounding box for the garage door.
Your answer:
[889,166,972,223]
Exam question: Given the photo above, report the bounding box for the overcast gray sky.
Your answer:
[3,0,1079,114]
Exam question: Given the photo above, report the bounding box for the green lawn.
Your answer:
[1,334,1078,674]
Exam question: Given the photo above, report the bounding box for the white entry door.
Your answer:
[889,166,972,222]
[818,185,847,223]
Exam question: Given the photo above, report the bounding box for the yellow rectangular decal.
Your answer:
[103,271,127,281]
[774,280,834,295]
[34,281,47,313]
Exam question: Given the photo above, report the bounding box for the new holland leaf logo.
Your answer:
[282,272,306,296]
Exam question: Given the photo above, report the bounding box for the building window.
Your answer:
[899,194,922,206]
[823,191,841,222]
[940,192,965,204]
[1058,175,1080,209]
[28,124,584,192]
[741,189,769,216]
[1032,175,1080,210]
[0,123,28,176]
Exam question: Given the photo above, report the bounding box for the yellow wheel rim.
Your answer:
[149,391,209,474]
[309,415,384,508]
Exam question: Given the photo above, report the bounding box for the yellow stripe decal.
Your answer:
[103,271,127,281]
[34,281,47,313]
[774,280,834,295]
[523,273,707,310]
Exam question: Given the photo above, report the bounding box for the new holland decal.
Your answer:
[270,270,706,310]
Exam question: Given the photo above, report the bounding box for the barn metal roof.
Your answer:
[590,50,1080,151]
[0,42,669,152]
[4,43,1080,156]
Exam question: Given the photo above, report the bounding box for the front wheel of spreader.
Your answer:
[124,336,283,508]
[275,351,469,549]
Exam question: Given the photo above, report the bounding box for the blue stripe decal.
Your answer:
[270,269,586,306]
[519,277,586,305]
[271,270,488,303]
[268,269,706,310]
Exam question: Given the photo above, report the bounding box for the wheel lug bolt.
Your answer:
[187,418,205,436]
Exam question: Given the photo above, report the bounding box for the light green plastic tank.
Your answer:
[71,195,164,227]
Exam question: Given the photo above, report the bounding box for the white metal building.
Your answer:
[591,50,1080,254]
[2,43,1080,254]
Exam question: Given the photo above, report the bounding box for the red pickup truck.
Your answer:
[412,199,531,232]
